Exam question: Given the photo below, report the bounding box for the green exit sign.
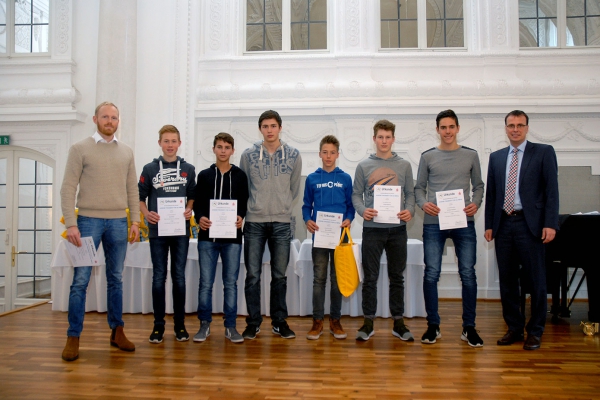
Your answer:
[0,136,9,145]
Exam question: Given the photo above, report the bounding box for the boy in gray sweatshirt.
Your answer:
[415,109,484,347]
[352,119,415,342]
[239,110,302,340]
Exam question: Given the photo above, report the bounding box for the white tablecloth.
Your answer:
[51,239,300,316]
[296,239,426,318]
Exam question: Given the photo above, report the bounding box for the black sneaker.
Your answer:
[421,324,441,344]
[392,318,414,341]
[149,324,165,344]
[272,321,296,339]
[242,325,260,340]
[356,318,374,341]
[461,326,484,348]
[174,325,189,342]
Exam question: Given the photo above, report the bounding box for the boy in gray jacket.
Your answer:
[239,110,302,340]
[352,119,415,341]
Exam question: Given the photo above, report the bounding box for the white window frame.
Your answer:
[378,0,468,51]
[243,0,330,55]
[0,0,51,58]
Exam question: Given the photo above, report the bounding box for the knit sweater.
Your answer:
[60,136,140,228]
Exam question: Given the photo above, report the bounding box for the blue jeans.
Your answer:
[362,226,407,318]
[312,247,342,320]
[244,222,291,326]
[67,216,128,337]
[149,235,189,327]
[423,221,477,327]
[197,240,242,327]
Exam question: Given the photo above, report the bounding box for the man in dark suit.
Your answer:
[484,110,559,350]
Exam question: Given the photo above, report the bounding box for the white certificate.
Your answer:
[373,185,402,224]
[209,199,238,239]
[157,197,186,236]
[313,211,343,249]
[436,189,468,230]
[65,236,100,267]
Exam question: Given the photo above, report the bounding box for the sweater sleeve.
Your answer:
[301,174,314,223]
[344,174,356,222]
[186,165,197,201]
[352,164,367,218]
[470,152,485,209]
[60,144,84,228]
[414,154,429,209]
[126,151,140,222]
[193,171,211,220]
[236,169,249,219]
[290,152,302,201]
[403,164,416,216]
[138,165,152,203]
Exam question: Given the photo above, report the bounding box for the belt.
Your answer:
[505,209,523,216]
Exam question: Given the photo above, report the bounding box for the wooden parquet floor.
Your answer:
[0,300,598,399]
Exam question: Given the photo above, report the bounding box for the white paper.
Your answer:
[436,189,468,230]
[313,211,343,249]
[209,199,238,239]
[65,236,99,267]
[373,185,402,224]
[157,197,186,236]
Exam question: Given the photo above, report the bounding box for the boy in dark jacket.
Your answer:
[193,132,249,343]
[139,124,196,343]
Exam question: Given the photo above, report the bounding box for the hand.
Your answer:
[363,208,377,221]
[199,216,211,231]
[484,229,493,242]
[235,216,243,229]
[398,209,412,222]
[422,202,440,217]
[144,211,160,225]
[541,227,556,244]
[341,219,351,228]
[66,226,82,247]
[463,203,478,217]
[183,207,193,221]
[306,220,318,234]
[129,224,140,243]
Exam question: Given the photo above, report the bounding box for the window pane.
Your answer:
[36,207,52,230]
[567,0,585,17]
[0,208,5,231]
[32,24,49,52]
[0,0,6,24]
[19,159,36,183]
[34,0,50,24]
[15,25,32,53]
[381,0,399,19]
[540,0,558,18]
[446,0,463,19]
[19,185,35,207]
[36,253,52,276]
[18,208,34,229]
[18,231,35,253]
[36,230,53,253]
[309,22,327,49]
[36,185,52,207]
[291,0,308,22]
[400,0,418,19]
[539,18,558,46]
[0,185,5,207]
[567,16,586,45]
[17,254,34,276]
[520,0,538,18]
[0,159,5,184]
[247,25,265,51]
[247,0,265,23]
[265,24,282,50]
[520,18,539,46]
[36,162,52,183]
[381,20,399,48]
[265,0,282,23]
[589,16,600,45]
[427,19,444,47]
[309,0,327,21]
[291,22,308,49]
[446,19,464,46]
[400,20,418,47]
[15,0,32,24]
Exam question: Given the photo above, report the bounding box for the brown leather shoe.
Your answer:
[110,326,135,352]
[307,319,323,340]
[523,334,541,350]
[497,330,524,346]
[330,318,347,339]
[62,336,79,361]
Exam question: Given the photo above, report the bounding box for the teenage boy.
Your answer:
[302,135,355,340]
[352,120,415,341]
[139,124,196,343]
[240,110,302,340]
[193,132,249,343]
[415,109,485,347]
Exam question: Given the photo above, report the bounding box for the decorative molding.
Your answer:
[528,123,600,143]
[0,88,81,105]
[208,0,223,51]
[491,0,507,46]
[345,0,360,47]
[55,0,70,55]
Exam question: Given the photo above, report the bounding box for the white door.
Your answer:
[0,147,55,312]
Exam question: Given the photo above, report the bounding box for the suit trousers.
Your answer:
[495,212,547,337]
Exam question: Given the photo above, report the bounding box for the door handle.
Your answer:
[11,246,28,267]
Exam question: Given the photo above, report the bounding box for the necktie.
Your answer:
[503,148,519,214]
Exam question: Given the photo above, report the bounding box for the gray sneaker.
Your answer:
[193,321,210,342]
[392,318,414,341]
[225,327,244,343]
[356,318,374,341]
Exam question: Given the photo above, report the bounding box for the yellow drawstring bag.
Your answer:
[334,227,360,297]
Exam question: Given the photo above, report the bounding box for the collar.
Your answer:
[92,131,118,144]
[510,140,527,153]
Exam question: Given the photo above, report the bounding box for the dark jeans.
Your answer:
[423,221,477,327]
[495,213,547,337]
[149,235,190,327]
[244,222,291,327]
[312,247,342,320]
[361,225,407,319]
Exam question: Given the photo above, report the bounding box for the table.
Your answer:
[296,239,426,318]
[51,239,300,316]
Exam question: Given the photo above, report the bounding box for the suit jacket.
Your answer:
[485,141,559,239]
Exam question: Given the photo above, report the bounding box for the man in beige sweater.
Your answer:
[60,102,140,361]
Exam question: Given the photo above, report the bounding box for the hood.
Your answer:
[252,140,290,161]
[368,152,401,161]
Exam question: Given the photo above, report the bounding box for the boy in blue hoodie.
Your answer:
[302,135,355,340]
[139,125,196,344]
